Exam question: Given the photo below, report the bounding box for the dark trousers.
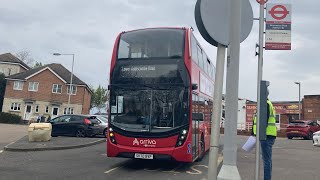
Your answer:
[260,136,276,180]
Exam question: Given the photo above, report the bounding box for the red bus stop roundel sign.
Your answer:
[256,0,268,5]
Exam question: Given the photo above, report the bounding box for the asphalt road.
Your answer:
[0,135,319,180]
[0,141,218,180]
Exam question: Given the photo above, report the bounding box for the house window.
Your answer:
[28,82,39,91]
[52,84,62,93]
[45,106,49,113]
[10,103,21,111]
[13,81,24,90]
[64,107,74,115]
[52,107,59,116]
[35,105,39,113]
[67,85,77,95]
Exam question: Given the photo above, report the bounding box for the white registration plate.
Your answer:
[134,153,153,159]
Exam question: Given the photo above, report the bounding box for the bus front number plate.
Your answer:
[134,153,153,159]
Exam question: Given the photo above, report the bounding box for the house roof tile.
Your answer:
[0,53,30,70]
[7,63,86,85]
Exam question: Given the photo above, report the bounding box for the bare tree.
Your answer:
[15,50,35,66]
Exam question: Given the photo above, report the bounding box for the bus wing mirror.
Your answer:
[108,85,111,90]
[192,83,198,90]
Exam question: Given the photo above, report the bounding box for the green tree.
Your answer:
[91,85,108,113]
[33,61,43,68]
[0,73,7,112]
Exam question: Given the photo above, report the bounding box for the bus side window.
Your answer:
[191,35,198,65]
[192,94,199,113]
[197,45,204,70]
[208,61,212,79]
[212,65,216,80]
[202,53,208,75]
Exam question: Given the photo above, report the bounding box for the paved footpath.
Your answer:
[0,123,28,151]
[235,136,320,180]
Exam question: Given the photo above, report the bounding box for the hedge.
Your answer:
[0,112,22,124]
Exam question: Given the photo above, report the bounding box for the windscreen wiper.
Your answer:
[169,55,182,59]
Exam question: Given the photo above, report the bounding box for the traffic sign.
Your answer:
[269,5,290,20]
[196,0,253,46]
[265,4,292,50]
[256,0,268,5]
[194,0,218,46]
[266,4,291,23]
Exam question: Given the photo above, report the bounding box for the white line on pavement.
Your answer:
[5,142,15,147]
[0,150,3,154]
[104,166,121,174]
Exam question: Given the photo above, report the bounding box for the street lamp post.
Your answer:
[294,82,301,119]
[53,53,74,109]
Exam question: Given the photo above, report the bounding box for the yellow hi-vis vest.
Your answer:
[253,100,277,137]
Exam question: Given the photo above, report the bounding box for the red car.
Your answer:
[286,120,320,140]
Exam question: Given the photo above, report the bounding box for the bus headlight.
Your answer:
[176,129,188,147]
[109,127,117,144]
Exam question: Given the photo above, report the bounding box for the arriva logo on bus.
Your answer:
[133,138,157,147]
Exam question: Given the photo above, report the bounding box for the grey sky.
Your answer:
[0,0,318,102]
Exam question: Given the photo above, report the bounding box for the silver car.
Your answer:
[89,115,108,137]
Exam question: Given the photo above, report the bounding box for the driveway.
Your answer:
[0,123,27,150]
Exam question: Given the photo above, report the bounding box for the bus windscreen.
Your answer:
[117,29,184,59]
[110,88,189,133]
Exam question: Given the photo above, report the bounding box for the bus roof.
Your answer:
[121,27,190,34]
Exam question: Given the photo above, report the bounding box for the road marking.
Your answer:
[186,165,208,175]
[104,166,121,174]
[161,164,183,174]
[5,142,15,148]
[0,150,3,154]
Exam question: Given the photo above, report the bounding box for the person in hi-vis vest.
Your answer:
[252,90,277,180]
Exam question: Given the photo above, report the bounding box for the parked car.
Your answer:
[313,130,320,146]
[88,115,108,137]
[49,115,100,137]
[286,120,320,140]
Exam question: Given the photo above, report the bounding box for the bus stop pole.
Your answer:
[218,0,241,179]
[208,43,226,180]
[255,3,265,180]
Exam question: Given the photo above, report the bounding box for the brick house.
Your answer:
[303,95,320,120]
[2,63,92,121]
[0,53,30,76]
[246,101,300,131]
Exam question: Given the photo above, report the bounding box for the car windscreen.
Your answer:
[97,116,108,123]
[289,121,306,126]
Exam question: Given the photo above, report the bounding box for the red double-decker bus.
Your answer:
[107,27,215,162]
